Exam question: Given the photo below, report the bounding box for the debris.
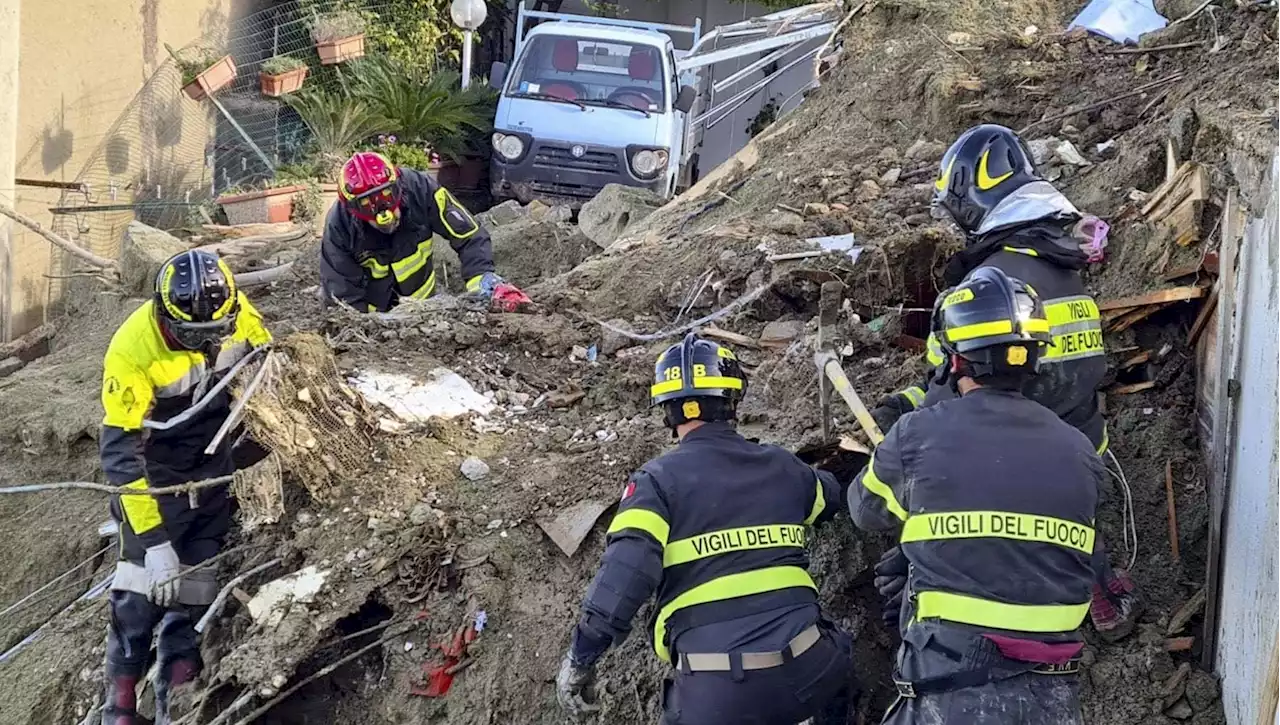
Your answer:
[768,250,826,262]
[121,221,189,295]
[856,179,882,200]
[246,565,330,628]
[545,387,587,409]
[0,358,25,379]
[1099,285,1206,310]
[1106,303,1170,332]
[1187,286,1219,346]
[1028,137,1092,171]
[0,322,55,364]
[904,139,945,160]
[804,233,862,262]
[409,503,437,525]
[759,320,807,348]
[1164,697,1194,720]
[1142,147,1210,247]
[577,184,663,248]
[814,349,884,445]
[1161,662,1192,707]
[1165,636,1196,652]
[536,499,613,557]
[1110,381,1158,395]
[1067,0,1168,44]
[1165,460,1180,561]
[699,326,759,349]
[1166,588,1206,635]
[490,283,533,313]
[460,457,491,482]
[413,618,481,697]
[803,201,831,216]
[600,319,635,355]
[1120,350,1152,368]
[349,368,495,422]
[878,168,902,186]
[1019,73,1185,135]
[1104,40,1205,54]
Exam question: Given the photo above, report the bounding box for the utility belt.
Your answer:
[676,623,821,673]
[895,659,1079,698]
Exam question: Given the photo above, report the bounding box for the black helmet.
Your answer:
[932,267,1051,378]
[153,250,239,351]
[932,124,1042,234]
[650,333,746,428]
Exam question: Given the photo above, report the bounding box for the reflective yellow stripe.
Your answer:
[1041,296,1105,362]
[663,524,807,567]
[434,187,479,239]
[717,347,737,360]
[1023,318,1050,334]
[804,477,825,525]
[861,454,907,522]
[901,386,925,408]
[466,275,484,293]
[944,319,1014,342]
[926,333,945,366]
[901,510,1095,554]
[1043,296,1100,327]
[120,479,164,535]
[650,379,682,396]
[392,239,433,282]
[361,258,391,279]
[407,270,437,300]
[653,566,817,661]
[1001,246,1039,257]
[1043,330,1104,361]
[914,590,1089,633]
[693,376,742,390]
[607,508,670,547]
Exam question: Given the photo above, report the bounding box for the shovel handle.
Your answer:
[819,358,885,446]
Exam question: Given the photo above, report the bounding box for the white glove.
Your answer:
[144,543,182,607]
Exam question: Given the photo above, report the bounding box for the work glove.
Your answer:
[465,272,507,299]
[874,545,909,629]
[145,542,183,608]
[869,386,925,433]
[556,652,601,717]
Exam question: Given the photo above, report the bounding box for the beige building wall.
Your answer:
[7,0,235,338]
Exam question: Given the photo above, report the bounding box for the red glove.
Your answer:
[491,283,532,312]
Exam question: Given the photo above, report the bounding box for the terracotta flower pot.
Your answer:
[316,34,365,65]
[182,55,237,101]
[259,67,308,97]
[217,185,307,225]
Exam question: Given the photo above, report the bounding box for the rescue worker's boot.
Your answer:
[154,608,203,725]
[1090,569,1142,642]
[102,674,142,725]
[105,591,161,725]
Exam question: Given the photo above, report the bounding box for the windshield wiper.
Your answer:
[508,92,586,110]
[584,98,652,117]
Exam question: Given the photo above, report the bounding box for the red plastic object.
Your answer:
[411,625,480,698]
[491,283,532,312]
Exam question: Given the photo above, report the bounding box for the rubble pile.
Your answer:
[0,2,1273,724]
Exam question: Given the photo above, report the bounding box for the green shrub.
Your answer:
[261,55,308,75]
[284,87,395,175]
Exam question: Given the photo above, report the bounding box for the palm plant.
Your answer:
[283,87,394,176]
[343,56,495,162]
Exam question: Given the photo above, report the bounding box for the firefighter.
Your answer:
[319,151,524,312]
[99,250,272,725]
[556,333,857,725]
[871,123,1140,641]
[851,267,1102,724]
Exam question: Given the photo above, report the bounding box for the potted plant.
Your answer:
[169,44,237,101]
[312,11,367,65]
[217,179,312,225]
[260,55,309,97]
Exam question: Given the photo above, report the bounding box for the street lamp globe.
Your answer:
[451,0,487,31]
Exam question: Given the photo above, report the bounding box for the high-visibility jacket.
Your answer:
[319,167,495,312]
[917,223,1109,453]
[849,388,1102,642]
[99,296,271,566]
[568,422,843,667]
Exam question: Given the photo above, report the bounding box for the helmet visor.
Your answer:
[167,316,236,351]
[346,181,402,223]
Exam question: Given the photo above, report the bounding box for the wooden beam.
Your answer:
[1120,350,1153,369]
[1108,303,1171,333]
[1187,286,1220,347]
[700,325,759,349]
[1099,286,1206,310]
[1110,380,1157,395]
[1165,460,1181,561]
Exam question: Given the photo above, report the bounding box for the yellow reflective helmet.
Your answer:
[650,333,746,426]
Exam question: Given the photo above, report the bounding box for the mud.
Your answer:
[0,2,1273,724]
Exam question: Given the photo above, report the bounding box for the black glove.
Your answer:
[874,546,909,629]
[556,652,600,717]
[870,389,920,433]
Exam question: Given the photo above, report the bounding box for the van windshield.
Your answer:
[507,35,667,112]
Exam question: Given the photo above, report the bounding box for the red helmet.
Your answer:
[340,152,402,225]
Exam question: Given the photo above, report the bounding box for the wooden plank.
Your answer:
[1102,307,1138,323]
[1162,261,1205,281]
[1201,186,1241,670]
[1165,636,1195,652]
[1108,303,1171,333]
[1186,286,1220,347]
[700,326,759,348]
[1165,460,1181,562]
[1120,350,1153,368]
[1110,380,1158,395]
[1099,286,1206,310]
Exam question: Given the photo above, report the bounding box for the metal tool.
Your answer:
[815,281,843,443]
[814,348,885,446]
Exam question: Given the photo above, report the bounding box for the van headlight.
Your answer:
[492,133,526,161]
[628,147,669,178]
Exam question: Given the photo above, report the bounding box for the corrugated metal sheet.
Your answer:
[1213,150,1280,722]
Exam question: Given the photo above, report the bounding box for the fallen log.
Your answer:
[0,203,118,272]
[235,262,296,288]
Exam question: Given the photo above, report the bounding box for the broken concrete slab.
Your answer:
[349,368,495,422]
[577,184,663,248]
[537,499,612,557]
[460,456,490,482]
[247,566,330,628]
[760,320,806,348]
[121,221,188,296]
[0,357,25,379]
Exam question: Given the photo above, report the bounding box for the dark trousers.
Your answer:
[661,627,856,725]
[104,592,206,722]
[881,672,1082,725]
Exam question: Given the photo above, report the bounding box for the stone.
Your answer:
[475,199,527,228]
[764,210,806,235]
[1165,699,1193,720]
[536,499,612,557]
[0,357,25,378]
[830,203,850,212]
[857,180,882,201]
[530,204,573,223]
[803,202,831,216]
[1168,106,1199,163]
[577,184,663,248]
[121,221,187,296]
[904,213,930,226]
[409,503,435,526]
[876,146,900,163]
[879,168,903,186]
[600,319,634,355]
[460,456,491,481]
[759,320,805,348]
[1184,671,1220,712]
[905,139,946,161]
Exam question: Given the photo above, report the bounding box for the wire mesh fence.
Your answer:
[45,0,512,311]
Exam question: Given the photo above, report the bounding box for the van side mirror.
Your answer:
[489,62,508,90]
[674,85,696,113]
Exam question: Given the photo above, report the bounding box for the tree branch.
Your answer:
[0,204,118,271]
[0,475,233,496]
